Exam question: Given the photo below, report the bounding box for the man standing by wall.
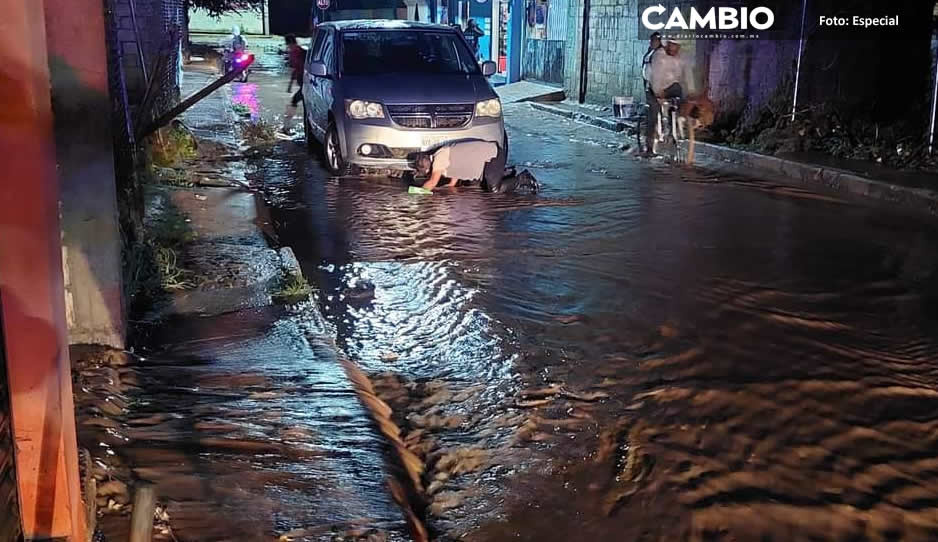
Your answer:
[642,32,662,155]
[464,18,484,59]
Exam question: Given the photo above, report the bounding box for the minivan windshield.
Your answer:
[340,30,480,76]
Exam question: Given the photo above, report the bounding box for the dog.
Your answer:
[677,95,715,135]
[675,94,715,165]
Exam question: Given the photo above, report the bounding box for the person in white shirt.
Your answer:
[649,40,695,103]
[645,40,696,153]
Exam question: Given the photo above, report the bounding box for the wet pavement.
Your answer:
[238,56,938,541]
[78,60,411,542]
[106,52,938,542]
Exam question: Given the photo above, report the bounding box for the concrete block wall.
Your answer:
[583,0,641,105]
[563,0,679,105]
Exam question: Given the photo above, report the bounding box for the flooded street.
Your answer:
[243,61,938,540]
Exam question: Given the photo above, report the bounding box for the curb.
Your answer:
[278,247,302,277]
[529,102,938,216]
[691,142,938,216]
[529,101,631,133]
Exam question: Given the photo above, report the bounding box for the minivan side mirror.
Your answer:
[481,61,497,77]
[309,61,329,78]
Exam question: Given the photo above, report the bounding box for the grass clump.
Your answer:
[129,200,197,313]
[155,246,192,290]
[149,121,198,167]
[150,166,195,188]
[240,118,278,146]
[274,273,313,303]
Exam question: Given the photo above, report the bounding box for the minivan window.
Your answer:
[340,30,479,76]
[320,31,336,72]
[310,29,327,63]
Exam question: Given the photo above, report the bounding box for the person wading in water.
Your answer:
[412,139,536,193]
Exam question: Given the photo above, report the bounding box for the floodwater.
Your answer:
[252,101,938,541]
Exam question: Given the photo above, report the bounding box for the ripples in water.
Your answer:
[254,121,938,541]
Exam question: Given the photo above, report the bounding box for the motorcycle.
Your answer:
[223,48,251,83]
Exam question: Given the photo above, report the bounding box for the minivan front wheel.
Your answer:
[324,122,349,176]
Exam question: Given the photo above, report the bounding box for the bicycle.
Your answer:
[650,97,696,163]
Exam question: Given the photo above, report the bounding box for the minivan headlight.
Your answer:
[475,99,502,118]
[346,99,385,119]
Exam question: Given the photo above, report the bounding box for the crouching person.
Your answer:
[413,139,537,193]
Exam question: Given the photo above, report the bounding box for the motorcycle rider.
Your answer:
[229,25,246,53]
[224,25,247,74]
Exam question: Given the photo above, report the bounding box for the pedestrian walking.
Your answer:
[463,19,484,60]
[282,34,307,133]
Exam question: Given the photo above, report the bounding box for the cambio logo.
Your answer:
[642,4,775,31]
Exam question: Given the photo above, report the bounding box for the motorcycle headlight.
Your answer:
[346,100,385,120]
[475,98,502,118]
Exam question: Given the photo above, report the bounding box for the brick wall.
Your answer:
[103,0,186,311]
[112,0,186,115]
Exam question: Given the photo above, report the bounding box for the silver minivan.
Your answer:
[301,20,506,175]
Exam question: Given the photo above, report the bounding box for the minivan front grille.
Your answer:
[394,116,432,129]
[387,104,474,130]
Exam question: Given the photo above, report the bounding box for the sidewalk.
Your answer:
[495,80,566,104]
[530,100,938,216]
[74,67,409,541]
[529,99,636,133]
